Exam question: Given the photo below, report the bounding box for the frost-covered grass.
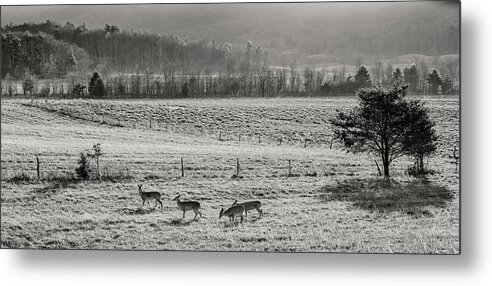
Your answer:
[0,97,459,253]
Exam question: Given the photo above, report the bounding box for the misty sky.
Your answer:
[1,2,459,29]
[1,1,459,60]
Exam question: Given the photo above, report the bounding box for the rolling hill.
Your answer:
[2,2,460,64]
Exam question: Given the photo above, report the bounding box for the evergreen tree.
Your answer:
[427,69,442,94]
[76,151,91,180]
[331,84,436,177]
[402,101,438,174]
[392,67,403,83]
[354,65,371,88]
[404,64,419,93]
[89,72,105,97]
[94,77,106,98]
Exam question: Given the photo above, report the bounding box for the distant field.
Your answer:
[0,96,460,253]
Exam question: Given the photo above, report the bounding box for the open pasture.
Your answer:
[0,96,459,253]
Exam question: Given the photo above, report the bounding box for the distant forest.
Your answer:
[1,2,460,64]
[2,21,230,78]
[1,19,459,98]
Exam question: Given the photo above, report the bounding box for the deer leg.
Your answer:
[193,210,198,220]
[182,211,186,219]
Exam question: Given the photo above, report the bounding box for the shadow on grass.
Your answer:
[3,171,133,185]
[163,218,195,226]
[320,177,454,216]
[117,207,161,215]
[31,178,81,198]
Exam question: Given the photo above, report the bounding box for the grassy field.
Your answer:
[0,96,460,253]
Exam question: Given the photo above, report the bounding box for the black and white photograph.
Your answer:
[1,0,460,254]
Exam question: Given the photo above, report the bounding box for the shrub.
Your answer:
[40,86,50,97]
[72,83,86,97]
[75,151,91,180]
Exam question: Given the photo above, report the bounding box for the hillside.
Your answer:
[2,2,460,63]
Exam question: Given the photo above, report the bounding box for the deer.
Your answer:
[231,200,263,218]
[219,204,245,226]
[137,184,163,210]
[172,195,202,220]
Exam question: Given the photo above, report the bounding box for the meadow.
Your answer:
[0,96,460,253]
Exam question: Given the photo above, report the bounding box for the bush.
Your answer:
[40,86,50,97]
[75,151,91,180]
[72,83,86,96]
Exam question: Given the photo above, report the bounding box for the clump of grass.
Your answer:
[406,164,437,177]
[4,172,34,184]
[231,174,244,179]
[42,171,79,188]
[144,174,161,180]
[240,236,268,243]
[166,219,192,226]
[99,166,133,182]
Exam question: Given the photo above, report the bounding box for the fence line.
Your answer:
[1,151,454,183]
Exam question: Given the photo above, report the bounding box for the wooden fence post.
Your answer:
[288,159,292,177]
[36,156,41,180]
[330,138,333,149]
[149,120,152,129]
[219,131,222,141]
[181,157,184,177]
[236,158,240,177]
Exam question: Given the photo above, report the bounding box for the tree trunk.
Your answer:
[382,150,390,177]
[96,158,100,180]
[383,160,390,177]
[418,154,425,173]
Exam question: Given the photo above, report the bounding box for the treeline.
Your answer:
[2,21,229,75]
[3,55,458,98]
[1,21,459,98]
[1,30,92,79]
[323,59,459,96]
